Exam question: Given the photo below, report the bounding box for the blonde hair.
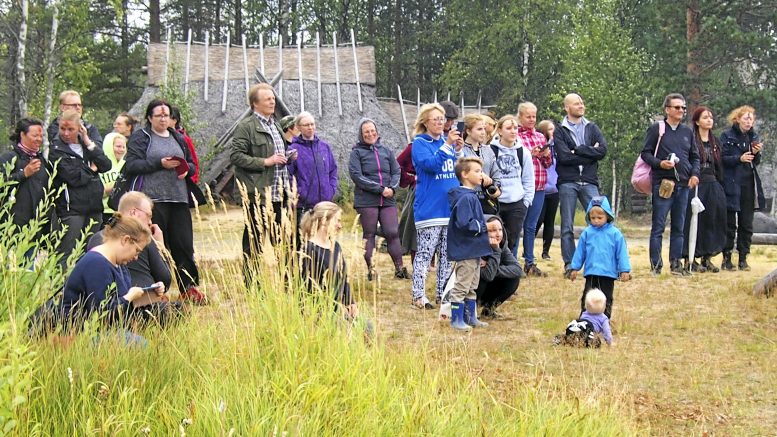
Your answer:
[117,191,153,214]
[58,90,81,104]
[294,111,315,127]
[537,120,555,141]
[248,83,275,108]
[103,212,151,245]
[462,113,485,141]
[584,288,607,315]
[455,156,483,182]
[412,103,445,136]
[113,134,127,145]
[300,201,342,239]
[517,101,537,116]
[60,109,80,124]
[496,115,518,132]
[727,105,756,126]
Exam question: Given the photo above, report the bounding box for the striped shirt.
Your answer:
[517,126,552,191]
[255,113,289,202]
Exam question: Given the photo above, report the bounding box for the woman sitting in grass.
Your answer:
[60,213,164,338]
[299,201,358,320]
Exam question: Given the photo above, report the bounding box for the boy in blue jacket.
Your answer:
[568,196,631,319]
[447,157,493,331]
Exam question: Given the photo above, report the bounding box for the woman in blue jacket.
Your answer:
[349,118,408,280]
[410,103,462,309]
[721,105,765,271]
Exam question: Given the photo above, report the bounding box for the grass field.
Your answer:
[11,204,776,435]
[191,205,777,436]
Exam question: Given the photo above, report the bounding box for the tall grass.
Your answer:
[5,181,639,435]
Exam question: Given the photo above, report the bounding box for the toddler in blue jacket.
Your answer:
[446,157,493,331]
[568,196,631,319]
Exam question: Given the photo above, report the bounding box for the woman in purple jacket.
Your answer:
[288,111,339,226]
[348,118,409,280]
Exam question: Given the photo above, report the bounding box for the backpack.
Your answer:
[554,319,603,348]
[631,121,665,195]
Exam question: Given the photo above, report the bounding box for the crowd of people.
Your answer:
[4,86,765,345]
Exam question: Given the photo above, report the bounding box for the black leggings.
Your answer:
[477,276,520,311]
[153,202,199,290]
[536,192,559,254]
[580,275,615,319]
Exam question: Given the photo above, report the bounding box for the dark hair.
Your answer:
[169,106,182,129]
[690,106,721,165]
[10,117,44,143]
[144,99,171,125]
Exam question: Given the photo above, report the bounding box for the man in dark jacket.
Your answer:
[0,117,54,261]
[47,90,102,148]
[554,93,607,278]
[640,93,700,276]
[49,110,112,269]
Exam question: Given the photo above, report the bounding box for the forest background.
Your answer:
[1,0,776,200]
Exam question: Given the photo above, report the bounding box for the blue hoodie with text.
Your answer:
[411,133,459,228]
[446,186,492,261]
[570,196,631,278]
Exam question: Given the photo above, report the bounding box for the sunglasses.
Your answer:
[666,105,687,111]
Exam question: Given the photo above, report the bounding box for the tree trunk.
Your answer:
[215,0,222,42]
[686,0,701,111]
[149,0,161,43]
[120,0,130,95]
[234,0,242,43]
[16,0,29,117]
[278,0,287,46]
[42,1,60,149]
[391,0,402,97]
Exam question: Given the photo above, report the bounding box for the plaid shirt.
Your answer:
[256,113,289,201]
[518,126,552,191]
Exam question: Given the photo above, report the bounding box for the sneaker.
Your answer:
[412,298,436,310]
[670,260,689,277]
[563,268,573,279]
[181,286,208,305]
[367,268,376,281]
[701,257,719,273]
[394,267,411,279]
[541,252,551,260]
[525,263,548,277]
[480,307,504,320]
[689,260,707,273]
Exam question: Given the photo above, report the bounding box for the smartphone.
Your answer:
[456,121,465,133]
[285,149,298,159]
[141,284,162,293]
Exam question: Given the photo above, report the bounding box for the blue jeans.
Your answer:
[650,183,689,269]
[522,190,545,265]
[559,182,600,266]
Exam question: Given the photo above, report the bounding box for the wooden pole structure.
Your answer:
[350,28,362,112]
[433,91,437,103]
[242,34,249,102]
[477,90,482,113]
[316,32,322,116]
[460,92,465,118]
[417,88,420,113]
[278,35,283,98]
[333,32,342,116]
[204,31,209,101]
[446,91,450,101]
[164,27,171,86]
[259,34,265,76]
[221,33,230,114]
[397,85,410,143]
[184,29,192,93]
[298,36,305,112]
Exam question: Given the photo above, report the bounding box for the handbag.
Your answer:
[631,120,665,195]
[107,171,143,210]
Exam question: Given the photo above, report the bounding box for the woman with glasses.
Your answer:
[410,103,462,309]
[59,213,163,338]
[125,99,205,304]
[721,105,765,271]
[288,111,338,230]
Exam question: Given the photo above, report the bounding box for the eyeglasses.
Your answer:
[666,105,687,111]
[298,123,315,128]
[152,114,170,119]
[429,117,446,123]
[133,207,153,220]
[62,103,83,108]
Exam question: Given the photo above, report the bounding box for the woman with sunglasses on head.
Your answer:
[720,105,765,271]
[59,213,163,335]
[125,99,205,304]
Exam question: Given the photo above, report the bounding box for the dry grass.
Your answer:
[192,206,777,436]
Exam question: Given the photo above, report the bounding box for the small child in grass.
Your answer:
[446,157,493,331]
[556,288,612,347]
[568,196,631,319]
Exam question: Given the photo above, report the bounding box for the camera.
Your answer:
[484,183,499,197]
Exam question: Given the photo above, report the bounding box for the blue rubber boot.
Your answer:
[450,302,472,331]
[464,299,489,328]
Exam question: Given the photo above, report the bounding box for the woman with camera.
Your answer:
[720,105,765,271]
[460,114,501,214]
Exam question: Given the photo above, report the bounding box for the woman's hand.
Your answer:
[23,159,41,178]
[382,187,394,198]
[482,175,493,187]
[124,287,144,302]
[659,160,675,170]
[740,151,755,163]
[161,157,181,169]
[752,141,763,154]
[149,281,166,296]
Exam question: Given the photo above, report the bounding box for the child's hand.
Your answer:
[619,272,631,282]
[569,270,578,281]
[479,259,487,268]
